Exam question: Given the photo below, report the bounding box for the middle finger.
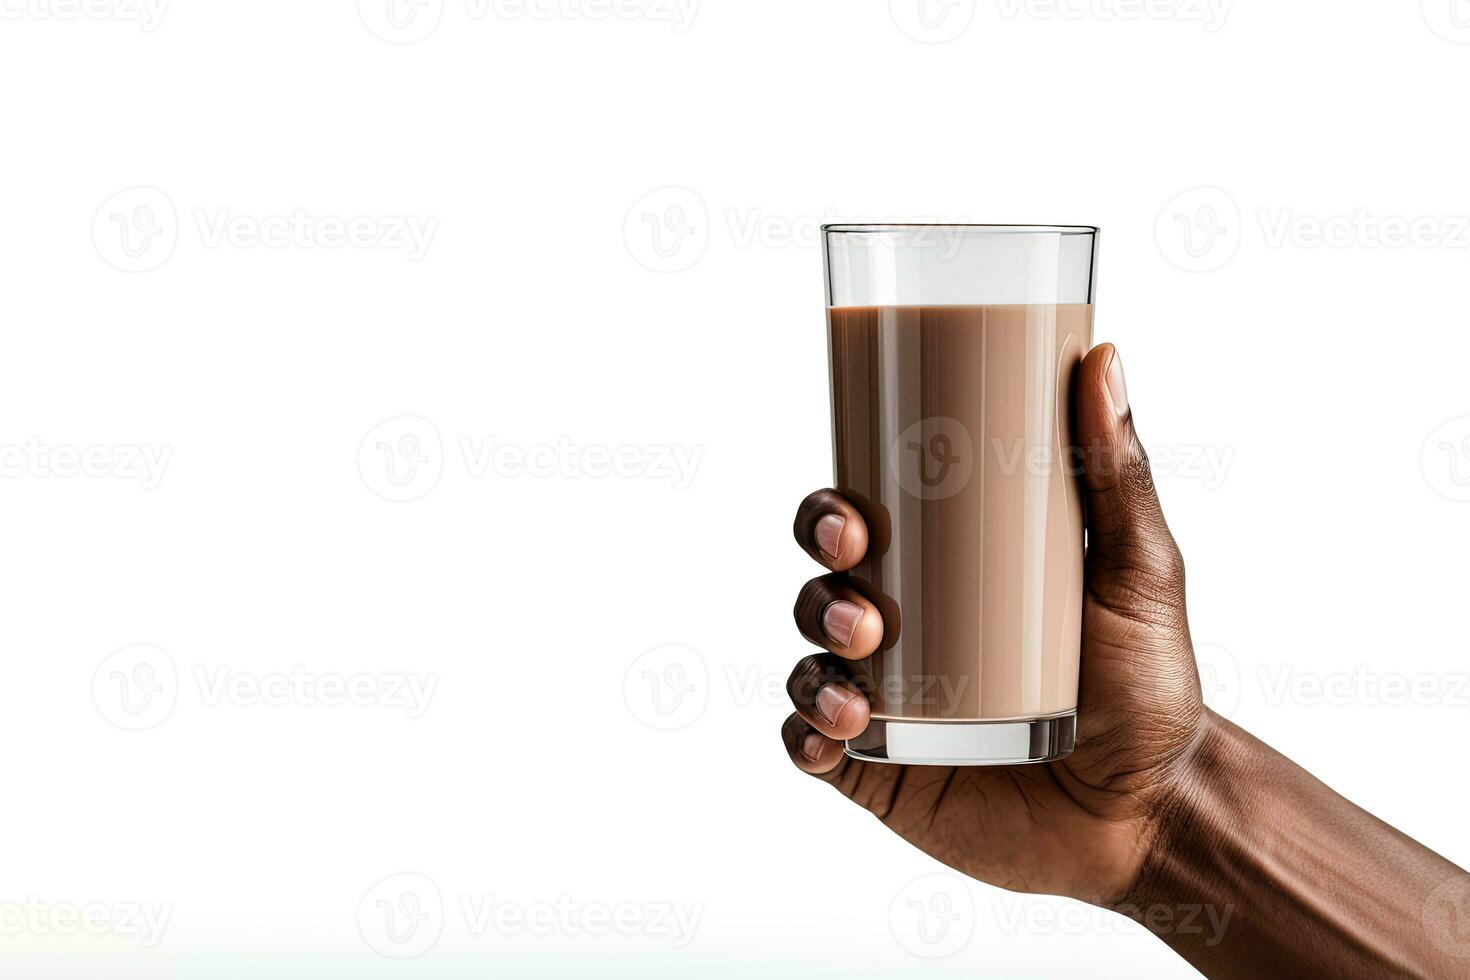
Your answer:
[793,573,885,659]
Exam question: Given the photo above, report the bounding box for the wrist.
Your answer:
[1106,709,1469,978]
[1114,709,1251,919]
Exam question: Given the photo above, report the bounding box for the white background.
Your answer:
[3,1,1470,976]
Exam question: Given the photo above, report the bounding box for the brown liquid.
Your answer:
[828,304,1091,722]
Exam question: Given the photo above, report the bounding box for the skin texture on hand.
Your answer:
[1122,710,1470,978]
[784,343,1205,906]
[783,343,1470,978]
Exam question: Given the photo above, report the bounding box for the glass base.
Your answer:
[844,712,1076,766]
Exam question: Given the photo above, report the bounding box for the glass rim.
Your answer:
[822,223,1098,235]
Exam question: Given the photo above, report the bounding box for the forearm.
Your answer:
[1118,710,1469,979]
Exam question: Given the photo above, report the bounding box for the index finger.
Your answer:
[793,488,868,572]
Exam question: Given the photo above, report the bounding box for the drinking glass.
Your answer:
[822,224,1098,765]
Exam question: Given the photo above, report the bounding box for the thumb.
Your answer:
[1074,344,1187,606]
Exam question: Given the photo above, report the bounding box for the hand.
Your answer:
[781,343,1208,906]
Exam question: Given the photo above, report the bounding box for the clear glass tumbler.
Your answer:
[822,224,1098,765]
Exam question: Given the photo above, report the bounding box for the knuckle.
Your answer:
[798,488,845,518]
[780,712,809,752]
[794,488,848,542]
[785,654,828,701]
[792,575,838,633]
[1157,533,1186,584]
[1121,443,1157,500]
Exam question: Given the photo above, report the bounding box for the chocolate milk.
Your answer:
[828,304,1091,722]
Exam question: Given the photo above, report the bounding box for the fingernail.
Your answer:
[801,732,826,763]
[1105,348,1130,420]
[822,600,863,648]
[815,684,853,726]
[814,513,845,560]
